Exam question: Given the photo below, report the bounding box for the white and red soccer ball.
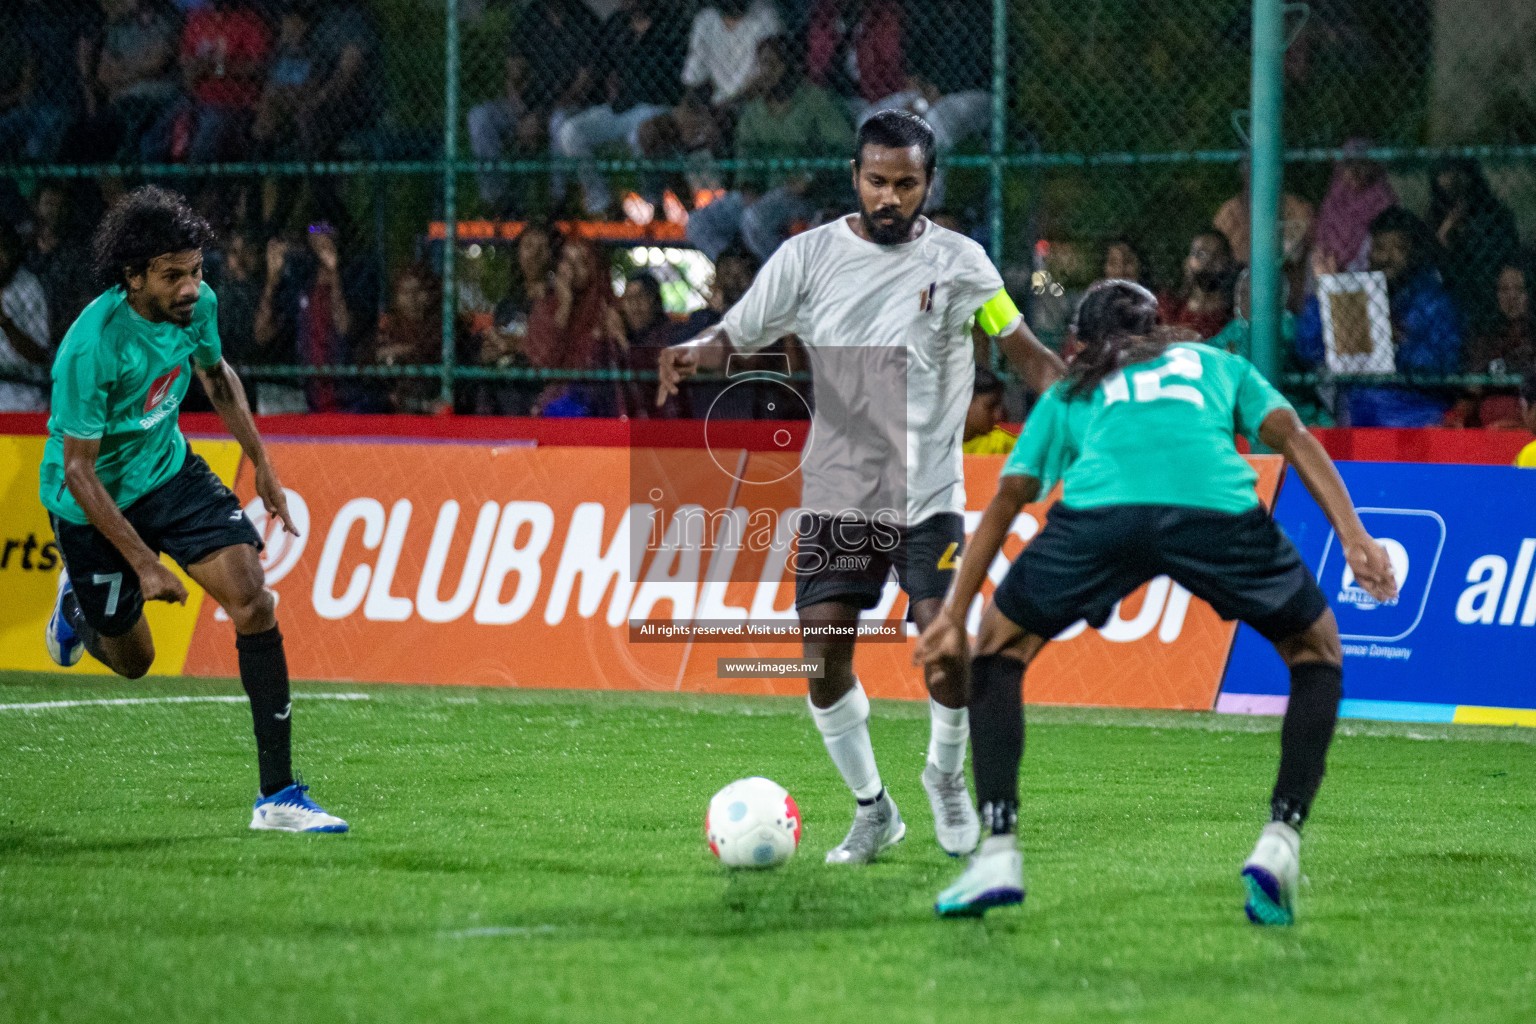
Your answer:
[706,777,801,868]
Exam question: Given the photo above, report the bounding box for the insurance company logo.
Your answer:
[1337,537,1410,610]
[1316,508,1445,643]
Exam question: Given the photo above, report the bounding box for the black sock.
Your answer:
[236,626,294,798]
[1272,661,1343,828]
[969,652,1025,835]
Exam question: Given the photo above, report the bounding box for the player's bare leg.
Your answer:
[802,599,904,864]
[72,610,157,680]
[910,596,980,855]
[934,601,1040,915]
[1242,608,1344,925]
[188,543,347,832]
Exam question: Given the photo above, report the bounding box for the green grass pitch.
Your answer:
[1,670,1533,1023]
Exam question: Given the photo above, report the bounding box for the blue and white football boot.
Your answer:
[935,834,1026,917]
[45,569,85,667]
[1242,821,1300,925]
[250,778,349,833]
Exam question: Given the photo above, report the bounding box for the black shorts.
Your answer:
[50,452,262,637]
[794,511,964,617]
[991,503,1327,644]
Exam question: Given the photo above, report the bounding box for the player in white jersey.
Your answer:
[658,111,1065,864]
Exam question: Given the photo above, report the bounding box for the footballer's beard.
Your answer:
[158,295,197,327]
[859,194,927,246]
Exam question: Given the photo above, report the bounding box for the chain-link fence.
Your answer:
[1,0,1532,426]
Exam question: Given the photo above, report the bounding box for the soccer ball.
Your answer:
[706,777,801,868]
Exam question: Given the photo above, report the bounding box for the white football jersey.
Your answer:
[721,216,1013,525]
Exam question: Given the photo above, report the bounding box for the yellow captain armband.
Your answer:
[976,288,1022,336]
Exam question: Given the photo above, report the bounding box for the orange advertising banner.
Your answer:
[185,443,1282,710]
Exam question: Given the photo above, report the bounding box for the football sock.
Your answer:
[979,833,1017,856]
[808,680,884,802]
[236,626,295,798]
[926,698,970,775]
[1271,661,1343,828]
[969,653,1025,835]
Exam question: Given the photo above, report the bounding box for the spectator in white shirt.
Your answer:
[637,1,783,193]
[0,220,51,411]
[681,0,784,104]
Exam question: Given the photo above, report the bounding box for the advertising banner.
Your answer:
[1221,462,1536,719]
[164,442,1279,710]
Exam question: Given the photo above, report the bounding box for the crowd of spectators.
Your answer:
[1092,143,1533,429]
[0,0,380,169]
[0,0,1532,434]
[466,0,993,231]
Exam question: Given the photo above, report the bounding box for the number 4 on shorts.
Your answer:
[93,572,123,616]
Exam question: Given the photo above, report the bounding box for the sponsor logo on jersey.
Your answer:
[144,366,182,414]
[918,282,936,313]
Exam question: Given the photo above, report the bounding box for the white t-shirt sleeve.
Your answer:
[680,11,712,88]
[754,2,784,38]
[949,240,1012,334]
[721,239,805,353]
[2,270,50,353]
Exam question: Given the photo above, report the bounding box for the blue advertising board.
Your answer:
[1222,462,1536,714]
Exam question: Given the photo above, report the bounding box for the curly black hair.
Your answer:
[91,186,218,290]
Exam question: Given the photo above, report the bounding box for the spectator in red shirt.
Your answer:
[523,239,622,417]
[1162,230,1238,340]
[806,0,905,106]
[1451,253,1535,429]
[144,0,272,162]
[374,263,448,415]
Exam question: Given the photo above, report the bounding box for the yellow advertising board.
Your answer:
[0,436,243,674]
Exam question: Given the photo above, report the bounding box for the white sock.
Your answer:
[980,833,1017,856]
[809,680,883,802]
[926,698,969,775]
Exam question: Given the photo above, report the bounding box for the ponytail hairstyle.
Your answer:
[1065,278,1175,399]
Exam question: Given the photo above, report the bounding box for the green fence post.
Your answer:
[1248,0,1284,384]
[441,0,460,408]
[988,0,1007,266]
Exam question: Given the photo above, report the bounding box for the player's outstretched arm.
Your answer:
[1258,407,1397,604]
[655,324,732,407]
[994,320,1067,397]
[198,359,298,537]
[915,473,1040,668]
[62,436,187,605]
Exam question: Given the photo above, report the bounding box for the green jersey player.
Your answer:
[42,186,346,834]
[916,280,1396,923]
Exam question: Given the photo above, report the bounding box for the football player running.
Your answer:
[42,187,346,834]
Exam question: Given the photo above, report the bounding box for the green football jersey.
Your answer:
[40,283,222,524]
[1002,341,1292,514]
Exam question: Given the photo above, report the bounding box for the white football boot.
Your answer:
[825,790,905,864]
[935,834,1026,917]
[250,780,349,833]
[1242,821,1300,925]
[922,762,981,856]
